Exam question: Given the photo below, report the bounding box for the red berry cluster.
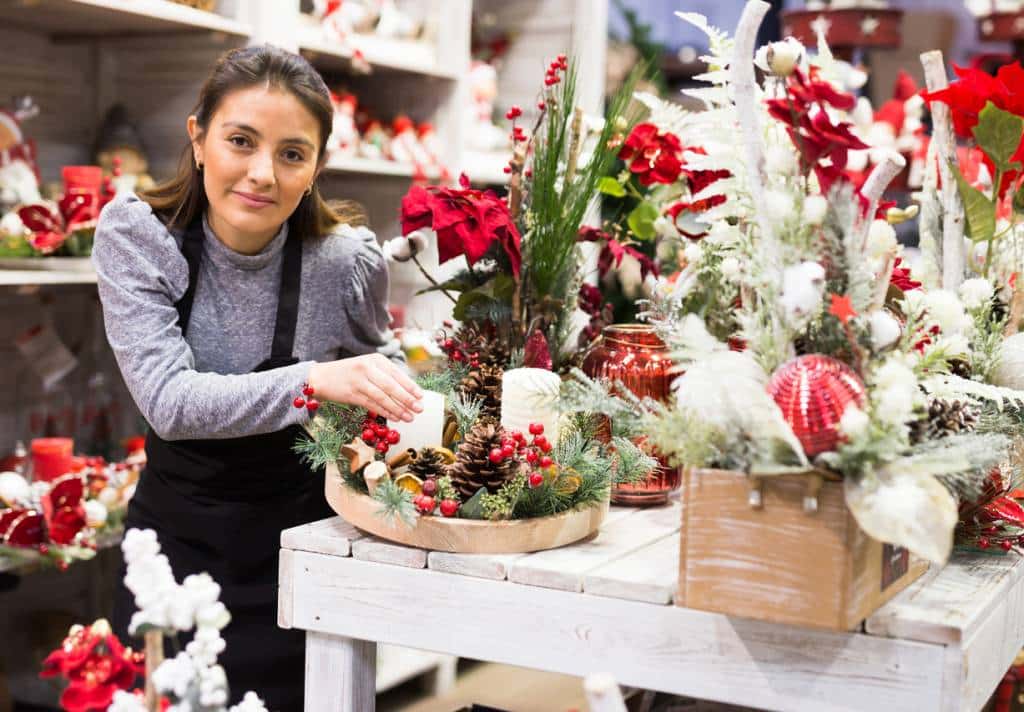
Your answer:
[545,54,568,86]
[414,477,459,518]
[292,383,320,414]
[360,412,401,455]
[437,333,481,368]
[520,422,554,488]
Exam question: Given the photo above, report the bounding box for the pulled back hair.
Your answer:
[141,43,365,236]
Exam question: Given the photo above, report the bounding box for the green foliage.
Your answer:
[435,475,461,504]
[610,436,660,485]
[973,102,1024,173]
[415,363,468,401]
[598,176,626,197]
[907,433,1010,501]
[627,201,660,239]
[481,472,528,520]
[372,478,416,527]
[449,391,484,441]
[559,368,655,438]
[457,486,488,519]
[969,300,1008,382]
[453,274,516,322]
[642,408,731,470]
[293,401,367,471]
[952,162,996,244]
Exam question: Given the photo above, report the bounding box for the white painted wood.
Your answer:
[867,549,1024,644]
[583,534,679,604]
[508,503,680,592]
[290,552,945,712]
[304,632,375,712]
[281,516,363,558]
[351,535,427,568]
[278,548,295,629]
[375,644,456,693]
[0,0,251,38]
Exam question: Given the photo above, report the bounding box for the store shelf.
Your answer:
[463,150,511,186]
[324,154,440,180]
[296,20,456,80]
[0,257,97,286]
[0,0,251,39]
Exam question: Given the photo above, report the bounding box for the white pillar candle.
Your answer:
[500,368,561,444]
[390,390,445,454]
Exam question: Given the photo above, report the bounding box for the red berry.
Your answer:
[57,560,68,572]
[376,441,390,453]
[302,385,315,397]
[529,472,544,488]
[374,424,388,436]
[529,422,545,435]
[489,448,505,464]
[422,478,438,496]
[440,499,459,517]
[418,496,436,513]
[534,435,550,450]
[540,456,553,468]
[501,443,515,458]
[38,544,49,555]
[1002,540,1014,552]
[537,101,546,111]
[505,105,522,120]
[512,431,526,443]
[503,165,512,174]
[452,350,465,361]
[386,430,401,445]
[557,53,567,62]
[306,399,320,413]
[525,169,533,179]
[293,397,306,409]
[979,537,991,549]
[362,428,376,444]
[525,450,539,465]
[545,77,558,86]
[368,411,378,421]
[501,438,515,449]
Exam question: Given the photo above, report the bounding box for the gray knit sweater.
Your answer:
[93,193,401,441]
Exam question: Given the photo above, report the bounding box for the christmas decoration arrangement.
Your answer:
[39,528,270,712]
[309,0,424,49]
[0,451,141,571]
[615,3,1024,570]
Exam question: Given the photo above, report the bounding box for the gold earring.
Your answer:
[305,185,313,196]
[196,158,203,171]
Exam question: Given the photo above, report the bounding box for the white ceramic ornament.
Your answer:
[0,470,30,506]
[500,368,561,444]
[992,333,1024,390]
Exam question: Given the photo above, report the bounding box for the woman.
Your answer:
[94,44,423,710]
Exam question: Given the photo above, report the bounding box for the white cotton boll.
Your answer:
[871,358,920,427]
[992,332,1024,389]
[228,691,270,712]
[905,93,925,117]
[84,499,107,528]
[759,37,803,77]
[0,471,30,506]
[764,189,794,224]
[151,653,197,699]
[195,601,231,630]
[869,310,901,351]
[108,691,148,712]
[803,195,829,226]
[0,211,27,236]
[122,528,160,563]
[846,149,869,173]
[706,220,741,246]
[98,487,119,508]
[780,261,826,326]
[867,219,897,258]
[959,277,995,310]
[934,333,971,357]
[867,122,897,151]
[720,256,741,280]
[683,242,702,266]
[166,593,198,632]
[382,237,412,262]
[840,406,870,440]
[182,573,221,608]
[764,144,799,176]
[923,289,973,335]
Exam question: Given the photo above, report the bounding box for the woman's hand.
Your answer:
[308,354,424,422]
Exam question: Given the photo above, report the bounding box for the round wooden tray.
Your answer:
[325,463,609,553]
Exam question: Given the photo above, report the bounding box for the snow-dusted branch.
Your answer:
[921,50,965,291]
[857,152,906,251]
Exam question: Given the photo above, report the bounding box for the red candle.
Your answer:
[31,437,74,482]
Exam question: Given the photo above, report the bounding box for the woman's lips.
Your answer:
[233,191,275,208]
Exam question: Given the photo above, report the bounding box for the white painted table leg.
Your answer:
[304,631,376,712]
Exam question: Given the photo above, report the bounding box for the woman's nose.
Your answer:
[247,151,275,187]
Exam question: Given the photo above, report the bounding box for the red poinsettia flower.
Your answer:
[923,63,1024,139]
[680,146,731,199]
[41,621,144,712]
[664,195,727,240]
[17,193,99,255]
[400,174,521,277]
[618,123,684,186]
[40,474,87,545]
[890,257,922,292]
[576,227,658,280]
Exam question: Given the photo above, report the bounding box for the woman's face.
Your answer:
[189,85,322,253]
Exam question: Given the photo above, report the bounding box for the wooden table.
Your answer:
[279,502,1024,712]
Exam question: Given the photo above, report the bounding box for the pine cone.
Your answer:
[455,322,510,369]
[445,421,518,499]
[459,363,503,421]
[947,358,972,379]
[409,448,447,480]
[908,398,979,444]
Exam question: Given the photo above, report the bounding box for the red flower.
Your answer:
[889,257,922,292]
[17,193,99,255]
[41,622,144,712]
[577,283,605,315]
[400,174,521,277]
[618,123,684,186]
[680,146,730,197]
[577,227,658,280]
[923,63,1024,139]
[47,505,87,545]
[665,196,726,240]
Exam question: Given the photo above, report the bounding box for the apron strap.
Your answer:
[175,216,206,339]
[270,231,302,361]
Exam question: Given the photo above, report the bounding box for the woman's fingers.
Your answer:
[362,377,414,422]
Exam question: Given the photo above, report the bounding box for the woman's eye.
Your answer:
[228,135,251,148]
[283,149,305,162]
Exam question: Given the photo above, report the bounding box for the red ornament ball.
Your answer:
[540,455,553,469]
[417,496,436,514]
[979,537,991,549]
[767,354,867,458]
[440,499,459,517]
[1002,539,1014,552]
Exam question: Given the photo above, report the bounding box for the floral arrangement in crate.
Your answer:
[39,528,269,712]
[0,456,140,570]
[608,3,1024,566]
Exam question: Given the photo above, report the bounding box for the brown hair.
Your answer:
[141,43,365,236]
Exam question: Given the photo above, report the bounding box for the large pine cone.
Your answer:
[455,322,510,369]
[908,398,979,444]
[446,421,518,500]
[409,448,447,480]
[459,363,503,421]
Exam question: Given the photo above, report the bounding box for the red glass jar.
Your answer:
[581,324,680,505]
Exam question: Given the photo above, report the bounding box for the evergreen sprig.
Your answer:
[293,401,367,471]
[415,363,469,401]
[610,436,660,485]
[449,392,484,440]
[372,478,416,527]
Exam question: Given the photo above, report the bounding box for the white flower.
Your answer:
[720,256,741,280]
[683,242,702,266]
[802,195,828,226]
[764,189,794,224]
[923,289,973,335]
[871,358,920,427]
[780,261,826,326]
[228,691,270,712]
[198,664,229,707]
[122,528,160,563]
[764,144,798,176]
[755,37,803,77]
[867,219,897,258]
[84,499,108,528]
[108,690,148,712]
[152,652,197,699]
[959,277,995,310]
[840,406,870,440]
[187,627,226,667]
[868,310,901,351]
[705,220,741,246]
[0,471,30,506]
[195,601,231,630]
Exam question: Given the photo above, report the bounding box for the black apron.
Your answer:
[113,216,333,711]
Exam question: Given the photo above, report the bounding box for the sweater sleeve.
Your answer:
[334,224,405,365]
[92,195,314,441]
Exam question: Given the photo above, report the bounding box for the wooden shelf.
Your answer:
[324,154,440,180]
[0,0,251,39]
[296,20,456,80]
[0,256,97,286]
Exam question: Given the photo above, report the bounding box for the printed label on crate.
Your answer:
[881,543,909,591]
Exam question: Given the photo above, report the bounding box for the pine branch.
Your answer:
[372,478,417,527]
[610,436,660,485]
[293,401,366,471]
[450,392,484,440]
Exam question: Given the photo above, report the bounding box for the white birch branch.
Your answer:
[857,151,906,251]
[921,50,965,290]
[731,0,773,245]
